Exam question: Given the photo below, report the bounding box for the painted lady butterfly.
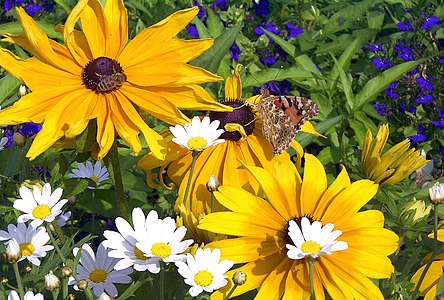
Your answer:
[258,87,319,154]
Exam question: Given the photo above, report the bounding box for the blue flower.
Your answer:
[433,119,444,130]
[253,0,270,17]
[187,25,199,38]
[255,22,279,41]
[421,12,441,30]
[2,125,15,148]
[438,146,444,158]
[211,0,229,11]
[285,23,303,39]
[367,43,385,53]
[194,1,205,19]
[415,92,433,105]
[230,42,241,61]
[374,103,391,116]
[372,57,392,69]
[18,122,42,137]
[416,76,434,91]
[25,3,41,16]
[397,20,415,32]
[394,40,414,61]
[385,82,399,98]
[408,105,417,114]
[439,57,444,64]
[409,124,427,143]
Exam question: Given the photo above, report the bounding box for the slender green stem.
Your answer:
[159,263,165,300]
[309,258,315,300]
[224,283,239,300]
[46,224,66,263]
[104,140,129,220]
[12,262,24,299]
[62,277,68,300]
[410,204,439,300]
[211,193,215,213]
[183,151,199,206]
[51,220,66,245]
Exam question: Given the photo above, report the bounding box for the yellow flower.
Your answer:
[0,1,229,160]
[361,124,428,185]
[199,154,399,299]
[411,254,444,300]
[138,65,306,243]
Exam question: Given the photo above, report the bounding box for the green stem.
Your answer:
[224,283,239,300]
[183,151,199,206]
[62,277,68,300]
[309,258,315,300]
[104,140,129,220]
[12,262,24,299]
[159,264,165,300]
[46,224,66,263]
[51,220,66,245]
[211,193,215,213]
[410,204,438,300]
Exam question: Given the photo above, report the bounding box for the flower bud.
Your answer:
[77,279,89,290]
[1,277,8,285]
[232,271,247,285]
[13,133,26,148]
[66,294,75,300]
[206,175,220,192]
[45,270,61,291]
[3,240,21,263]
[23,265,32,273]
[98,292,115,300]
[429,182,444,205]
[61,265,73,278]
[67,196,77,206]
[18,85,27,97]
[400,199,432,224]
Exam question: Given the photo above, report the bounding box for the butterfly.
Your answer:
[257,87,319,154]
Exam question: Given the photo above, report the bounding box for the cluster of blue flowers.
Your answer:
[1,122,42,148]
[1,0,55,16]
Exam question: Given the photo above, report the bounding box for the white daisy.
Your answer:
[68,161,109,187]
[0,136,8,151]
[8,290,44,300]
[0,223,54,266]
[69,243,132,297]
[103,207,159,273]
[169,116,225,151]
[134,210,194,274]
[13,183,68,227]
[175,248,234,297]
[285,217,348,260]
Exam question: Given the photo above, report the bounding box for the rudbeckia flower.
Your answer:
[138,65,316,243]
[361,124,427,185]
[199,154,399,299]
[0,0,229,160]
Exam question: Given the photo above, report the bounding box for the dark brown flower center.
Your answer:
[83,57,126,93]
[209,100,255,141]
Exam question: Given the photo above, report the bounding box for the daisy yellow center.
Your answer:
[134,246,148,260]
[89,176,100,183]
[32,204,51,219]
[20,242,35,256]
[194,270,213,287]
[89,268,107,283]
[151,242,172,258]
[301,241,322,254]
[187,137,207,150]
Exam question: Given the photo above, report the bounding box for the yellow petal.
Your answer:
[300,154,327,215]
[79,0,107,58]
[300,121,324,137]
[224,64,242,100]
[104,0,128,58]
[95,97,115,160]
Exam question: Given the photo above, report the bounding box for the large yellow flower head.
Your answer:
[0,0,229,160]
[138,66,305,243]
[199,154,399,299]
[361,124,428,185]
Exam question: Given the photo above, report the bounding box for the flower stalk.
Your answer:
[183,151,199,206]
[309,258,315,300]
[12,262,24,299]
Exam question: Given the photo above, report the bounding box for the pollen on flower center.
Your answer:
[209,101,255,141]
[187,137,208,150]
[134,246,148,261]
[83,57,127,93]
[301,241,322,254]
[89,268,108,283]
[20,242,35,256]
[89,176,100,183]
[194,270,213,287]
[151,242,172,258]
[32,205,51,219]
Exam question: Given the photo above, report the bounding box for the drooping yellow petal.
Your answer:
[64,0,91,65]
[79,0,107,58]
[224,64,242,100]
[104,0,128,58]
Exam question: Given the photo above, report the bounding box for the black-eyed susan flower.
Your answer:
[199,154,399,299]
[138,65,315,244]
[0,0,229,160]
[361,124,427,185]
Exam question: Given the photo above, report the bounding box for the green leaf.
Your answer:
[353,58,426,111]
[191,23,241,74]
[435,267,444,297]
[367,10,385,29]
[330,53,355,109]
[192,16,212,39]
[242,67,316,88]
[348,118,368,147]
[323,0,378,37]
[297,115,343,147]
[0,74,20,104]
[206,8,225,37]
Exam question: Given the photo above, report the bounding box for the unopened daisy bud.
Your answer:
[400,199,432,224]
[429,182,444,205]
[77,279,89,290]
[13,133,26,148]
[67,294,75,300]
[67,196,77,206]
[61,265,73,277]
[98,292,115,300]
[206,175,220,192]
[45,270,61,291]
[1,277,8,285]
[23,265,32,273]
[3,239,21,262]
[232,271,247,285]
[18,85,27,97]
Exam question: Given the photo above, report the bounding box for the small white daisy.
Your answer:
[0,223,54,266]
[285,217,348,260]
[69,243,132,297]
[68,161,109,187]
[169,116,225,151]
[0,136,8,151]
[175,248,234,297]
[134,210,194,274]
[13,183,68,227]
[103,207,163,273]
[8,290,44,300]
